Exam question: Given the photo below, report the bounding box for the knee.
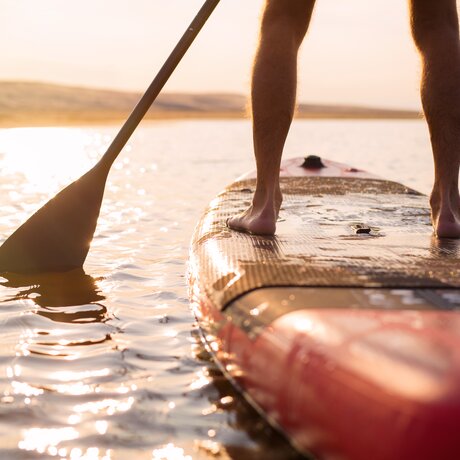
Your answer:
[410,2,459,54]
[261,0,315,47]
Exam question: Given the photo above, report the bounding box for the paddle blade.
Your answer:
[0,164,109,273]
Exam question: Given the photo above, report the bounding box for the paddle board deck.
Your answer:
[188,156,460,460]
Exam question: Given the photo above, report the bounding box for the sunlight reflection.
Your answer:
[19,427,79,453]
[19,425,113,458]
[52,368,110,382]
[53,382,94,395]
[152,443,192,460]
[189,369,211,390]
[68,414,82,425]
[196,440,221,456]
[198,239,243,293]
[10,379,44,397]
[201,404,217,416]
[0,127,101,193]
[163,329,178,338]
[74,397,134,416]
[95,420,108,435]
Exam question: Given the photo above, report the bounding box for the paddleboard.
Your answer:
[188,155,460,460]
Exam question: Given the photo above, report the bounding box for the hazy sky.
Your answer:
[2,0,424,109]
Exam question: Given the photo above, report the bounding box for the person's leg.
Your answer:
[410,0,460,238]
[228,0,316,235]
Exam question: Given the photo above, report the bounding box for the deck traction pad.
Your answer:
[190,177,460,310]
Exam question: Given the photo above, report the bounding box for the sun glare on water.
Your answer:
[0,127,109,195]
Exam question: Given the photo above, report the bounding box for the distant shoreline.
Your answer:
[0,81,422,127]
[0,112,423,128]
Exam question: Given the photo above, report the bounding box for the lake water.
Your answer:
[0,119,434,460]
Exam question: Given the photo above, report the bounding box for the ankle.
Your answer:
[253,184,282,209]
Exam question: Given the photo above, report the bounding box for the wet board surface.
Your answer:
[189,157,460,460]
[191,158,460,312]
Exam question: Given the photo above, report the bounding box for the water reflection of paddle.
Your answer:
[0,0,220,273]
[0,268,107,324]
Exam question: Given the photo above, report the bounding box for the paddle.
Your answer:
[0,0,220,273]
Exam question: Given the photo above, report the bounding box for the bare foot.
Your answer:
[433,210,460,238]
[227,206,277,235]
[227,189,282,236]
[430,187,460,238]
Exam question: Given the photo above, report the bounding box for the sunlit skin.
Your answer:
[228,0,460,238]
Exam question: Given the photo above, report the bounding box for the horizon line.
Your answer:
[0,79,421,113]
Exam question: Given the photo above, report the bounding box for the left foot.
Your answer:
[227,205,277,235]
[434,211,460,238]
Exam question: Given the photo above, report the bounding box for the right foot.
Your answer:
[435,215,460,238]
[430,188,460,238]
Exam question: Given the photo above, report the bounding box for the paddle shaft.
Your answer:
[0,0,220,273]
[102,0,220,167]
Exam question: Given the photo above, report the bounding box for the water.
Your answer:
[0,119,433,459]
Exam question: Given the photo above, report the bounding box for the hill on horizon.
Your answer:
[0,81,421,126]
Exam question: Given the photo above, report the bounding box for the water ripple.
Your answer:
[0,121,428,459]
